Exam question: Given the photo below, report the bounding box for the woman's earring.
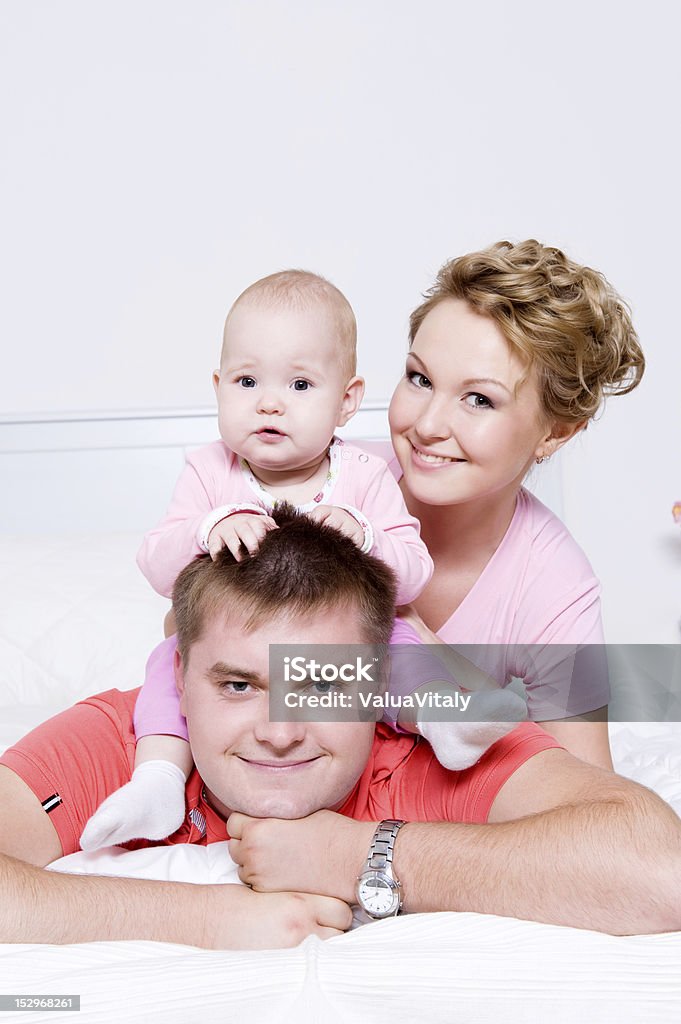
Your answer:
[535,455,549,465]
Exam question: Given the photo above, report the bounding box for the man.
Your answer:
[0,510,679,948]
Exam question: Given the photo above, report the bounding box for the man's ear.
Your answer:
[337,376,365,428]
[174,647,188,717]
[535,419,587,462]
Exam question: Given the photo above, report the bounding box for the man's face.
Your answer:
[174,605,377,820]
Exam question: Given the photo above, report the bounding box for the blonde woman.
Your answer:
[384,239,644,770]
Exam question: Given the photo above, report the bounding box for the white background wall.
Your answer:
[1,0,679,641]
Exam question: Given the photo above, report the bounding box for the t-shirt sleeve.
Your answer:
[511,515,609,719]
[136,443,227,597]
[0,690,138,856]
[516,587,610,720]
[444,494,608,721]
[351,456,433,605]
[393,724,562,824]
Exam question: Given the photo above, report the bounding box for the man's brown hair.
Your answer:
[172,504,397,661]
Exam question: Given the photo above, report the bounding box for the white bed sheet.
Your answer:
[1,532,681,1022]
[0,844,678,1023]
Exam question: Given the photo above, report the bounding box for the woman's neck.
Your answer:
[404,485,521,566]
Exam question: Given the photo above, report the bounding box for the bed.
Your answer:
[1,413,680,1022]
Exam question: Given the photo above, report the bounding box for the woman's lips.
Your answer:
[409,441,465,468]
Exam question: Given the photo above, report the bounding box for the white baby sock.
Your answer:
[79,759,187,850]
[418,689,528,771]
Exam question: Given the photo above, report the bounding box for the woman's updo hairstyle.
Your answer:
[409,239,645,425]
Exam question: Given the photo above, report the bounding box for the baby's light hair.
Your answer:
[410,240,644,426]
[222,269,357,381]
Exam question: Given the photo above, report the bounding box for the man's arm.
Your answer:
[537,716,613,770]
[393,748,680,933]
[228,748,681,935]
[0,766,351,948]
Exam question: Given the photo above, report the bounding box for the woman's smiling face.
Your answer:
[389,298,554,509]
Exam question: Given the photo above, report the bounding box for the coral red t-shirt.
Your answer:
[0,688,560,857]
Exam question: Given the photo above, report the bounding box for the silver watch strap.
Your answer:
[366,819,405,871]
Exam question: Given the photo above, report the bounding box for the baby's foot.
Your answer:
[80,760,187,850]
[418,690,528,771]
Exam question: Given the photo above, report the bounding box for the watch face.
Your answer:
[357,873,399,918]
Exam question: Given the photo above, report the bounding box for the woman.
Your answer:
[386,239,644,769]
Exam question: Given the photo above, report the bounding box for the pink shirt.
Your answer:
[137,438,432,606]
[136,438,607,738]
[372,443,609,720]
[134,439,433,740]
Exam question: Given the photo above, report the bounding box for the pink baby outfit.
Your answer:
[137,437,432,603]
[134,438,433,740]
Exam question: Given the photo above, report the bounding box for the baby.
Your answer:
[81,270,524,850]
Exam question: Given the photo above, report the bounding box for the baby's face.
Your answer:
[214,303,360,474]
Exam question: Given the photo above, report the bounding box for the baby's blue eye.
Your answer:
[239,377,257,388]
[293,379,310,391]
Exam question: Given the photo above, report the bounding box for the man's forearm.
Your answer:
[260,786,679,935]
[0,852,213,946]
[393,789,681,934]
[228,761,681,936]
[0,852,352,949]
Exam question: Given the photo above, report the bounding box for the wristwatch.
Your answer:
[356,819,406,919]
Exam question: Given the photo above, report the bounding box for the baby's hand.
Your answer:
[207,512,277,561]
[306,505,365,548]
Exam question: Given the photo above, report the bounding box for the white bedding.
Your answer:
[0,842,678,1023]
[1,532,681,1022]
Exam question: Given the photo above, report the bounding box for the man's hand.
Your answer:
[208,884,352,949]
[207,513,277,561]
[228,811,376,904]
[306,506,364,548]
